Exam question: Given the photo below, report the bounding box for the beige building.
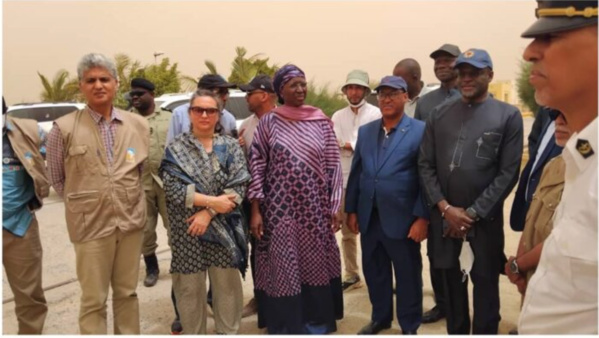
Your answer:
[489,80,531,116]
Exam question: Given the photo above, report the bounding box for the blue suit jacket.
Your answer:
[345,115,428,240]
[509,109,563,231]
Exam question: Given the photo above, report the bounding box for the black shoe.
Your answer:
[509,328,518,335]
[171,318,183,335]
[358,321,391,335]
[143,254,160,287]
[144,270,159,287]
[422,306,445,324]
[402,330,417,335]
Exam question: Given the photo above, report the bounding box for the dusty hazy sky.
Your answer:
[3,1,537,104]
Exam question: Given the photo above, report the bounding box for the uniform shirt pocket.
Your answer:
[475,131,503,161]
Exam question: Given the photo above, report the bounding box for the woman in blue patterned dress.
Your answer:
[160,89,250,334]
[247,65,344,334]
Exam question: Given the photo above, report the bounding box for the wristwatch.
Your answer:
[466,207,480,221]
[510,258,520,274]
[206,207,217,218]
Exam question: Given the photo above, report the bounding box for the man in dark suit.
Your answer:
[346,76,429,335]
[510,107,562,232]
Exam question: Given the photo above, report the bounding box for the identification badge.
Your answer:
[126,148,136,163]
[24,151,34,165]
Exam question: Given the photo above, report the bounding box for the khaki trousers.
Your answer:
[3,217,47,334]
[337,188,360,279]
[142,180,171,256]
[73,229,143,334]
[172,267,243,334]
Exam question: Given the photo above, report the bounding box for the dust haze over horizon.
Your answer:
[3,1,537,104]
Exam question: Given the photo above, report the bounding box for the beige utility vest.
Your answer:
[6,117,50,210]
[55,108,149,243]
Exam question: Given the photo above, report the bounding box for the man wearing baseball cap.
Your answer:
[418,49,523,334]
[236,74,277,318]
[166,74,238,144]
[331,70,380,294]
[518,0,598,334]
[412,43,461,325]
[346,76,428,335]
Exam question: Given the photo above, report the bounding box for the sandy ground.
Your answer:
[2,117,534,335]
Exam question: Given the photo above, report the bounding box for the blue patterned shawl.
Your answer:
[160,132,251,275]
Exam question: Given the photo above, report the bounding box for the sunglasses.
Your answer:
[129,90,148,97]
[189,106,219,116]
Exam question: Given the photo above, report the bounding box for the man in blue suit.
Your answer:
[346,76,429,335]
[510,107,562,232]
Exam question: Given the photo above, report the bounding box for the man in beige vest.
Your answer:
[3,98,50,334]
[46,53,149,334]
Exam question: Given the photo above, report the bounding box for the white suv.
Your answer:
[154,90,252,129]
[7,102,85,134]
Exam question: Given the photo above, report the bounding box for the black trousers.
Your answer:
[427,239,446,312]
[361,209,422,332]
[441,266,501,334]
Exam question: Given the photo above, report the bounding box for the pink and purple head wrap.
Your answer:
[273,64,306,104]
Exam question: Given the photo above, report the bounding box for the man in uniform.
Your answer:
[392,59,433,118]
[418,49,523,334]
[167,74,237,143]
[413,43,461,325]
[331,69,381,292]
[46,53,149,334]
[518,0,598,334]
[129,78,171,288]
[3,98,50,334]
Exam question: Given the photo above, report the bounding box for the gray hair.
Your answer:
[77,53,118,80]
[189,89,224,112]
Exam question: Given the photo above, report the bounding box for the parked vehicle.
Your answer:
[154,90,252,129]
[7,102,85,134]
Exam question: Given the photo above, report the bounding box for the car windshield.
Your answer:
[8,106,79,122]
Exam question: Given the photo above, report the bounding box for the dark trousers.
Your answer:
[361,210,422,332]
[427,239,446,312]
[441,266,500,334]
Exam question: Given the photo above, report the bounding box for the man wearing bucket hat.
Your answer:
[331,70,380,293]
[518,0,598,334]
[346,76,428,335]
[418,49,523,334]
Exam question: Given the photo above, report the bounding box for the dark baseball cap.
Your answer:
[454,49,493,70]
[197,74,236,89]
[239,75,275,93]
[430,44,461,59]
[522,0,598,38]
[374,76,408,92]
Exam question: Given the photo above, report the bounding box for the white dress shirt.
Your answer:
[331,102,381,187]
[519,118,598,334]
[404,85,433,118]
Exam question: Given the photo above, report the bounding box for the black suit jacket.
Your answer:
[509,108,563,231]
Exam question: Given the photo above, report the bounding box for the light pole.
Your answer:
[153,51,165,64]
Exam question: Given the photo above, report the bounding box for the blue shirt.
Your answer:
[2,126,35,237]
[166,103,237,144]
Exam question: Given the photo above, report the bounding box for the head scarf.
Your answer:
[273,64,306,104]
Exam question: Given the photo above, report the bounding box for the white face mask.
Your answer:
[459,239,474,283]
[347,98,366,109]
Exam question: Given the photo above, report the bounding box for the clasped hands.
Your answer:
[187,193,237,237]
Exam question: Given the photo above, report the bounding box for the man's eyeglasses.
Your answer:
[189,106,219,116]
[377,90,404,100]
[129,90,147,97]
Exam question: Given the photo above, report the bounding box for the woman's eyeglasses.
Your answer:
[189,106,219,116]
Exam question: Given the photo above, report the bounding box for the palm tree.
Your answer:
[37,69,80,102]
[204,60,219,75]
[113,53,144,109]
[228,46,278,85]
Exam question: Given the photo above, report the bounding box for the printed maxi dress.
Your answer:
[247,112,344,334]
